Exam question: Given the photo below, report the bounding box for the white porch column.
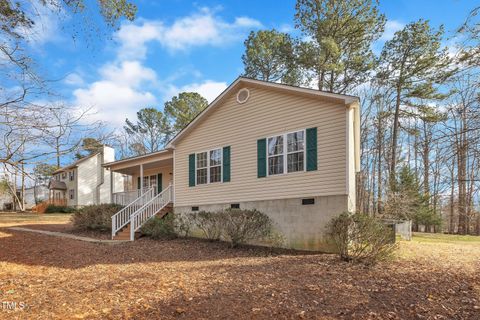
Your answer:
[140,163,144,195]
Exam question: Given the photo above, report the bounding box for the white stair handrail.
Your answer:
[111,187,154,238]
[130,184,173,240]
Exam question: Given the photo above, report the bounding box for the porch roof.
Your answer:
[103,148,173,175]
[48,180,67,190]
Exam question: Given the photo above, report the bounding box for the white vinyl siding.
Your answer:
[174,86,348,206]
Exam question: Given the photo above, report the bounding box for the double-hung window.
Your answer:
[267,130,305,175]
[196,149,222,185]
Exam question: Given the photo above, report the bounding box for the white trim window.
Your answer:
[268,130,305,175]
[268,135,284,175]
[287,131,305,173]
[196,148,222,185]
[141,175,158,189]
[209,149,222,183]
[196,152,208,185]
[69,171,75,181]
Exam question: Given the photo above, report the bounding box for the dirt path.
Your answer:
[7,227,125,244]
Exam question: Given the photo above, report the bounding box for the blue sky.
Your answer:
[33,0,475,129]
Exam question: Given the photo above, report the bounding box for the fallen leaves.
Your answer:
[0,213,479,319]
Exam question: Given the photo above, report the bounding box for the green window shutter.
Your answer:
[188,154,196,187]
[257,138,267,178]
[306,127,318,171]
[137,177,141,189]
[223,146,231,182]
[157,173,162,193]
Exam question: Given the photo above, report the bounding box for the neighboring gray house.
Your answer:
[49,145,124,207]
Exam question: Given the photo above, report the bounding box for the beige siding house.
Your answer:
[105,78,360,250]
[48,145,124,207]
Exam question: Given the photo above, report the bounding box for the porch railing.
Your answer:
[111,187,154,238]
[112,188,151,206]
[130,184,173,240]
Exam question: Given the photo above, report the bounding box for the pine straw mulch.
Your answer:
[0,215,479,319]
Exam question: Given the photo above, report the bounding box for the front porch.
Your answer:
[107,149,174,206]
[104,149,175,240]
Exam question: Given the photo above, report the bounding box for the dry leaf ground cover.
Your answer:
[0,212,479,319]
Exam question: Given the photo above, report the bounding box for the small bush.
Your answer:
[140,214,176,239]
[45,205,77,213]
[222,208,273,247]
[174,212,193,237]
[193,211,224,241]
[328,212,397,265]
[71,204,123,231]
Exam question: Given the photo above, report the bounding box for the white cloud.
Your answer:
[64,73,84,86]
[72,61,157,126]
[380,20,405,41]
[100,60,157,86]
[20,3,64,45]
[234,17,263,28]
[70,7,249,129]
[115,8,263,59]
[278,24,294,33]
[171,80,228,103]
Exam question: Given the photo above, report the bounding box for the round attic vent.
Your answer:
[236,88,250,104]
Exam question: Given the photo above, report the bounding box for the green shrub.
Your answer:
[45,205,77,213]
[192,211,224,241]
[174,212,193,237]
[71,204,123,231]
[222,208,273,247]
[328,212,397,265]
[140,214,176,239]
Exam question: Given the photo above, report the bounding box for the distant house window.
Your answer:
[61,172,66,179]
[268,130,305,175]
[196,149,222,185]
[69,189,74,200]
[55,175,60,181]
[69,171,75,181]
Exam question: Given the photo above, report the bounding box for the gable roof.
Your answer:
[53,152,99,174]
[167,77,359,147]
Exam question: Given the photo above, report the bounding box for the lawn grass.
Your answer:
[0,212,72,226]
[412,231,480,244]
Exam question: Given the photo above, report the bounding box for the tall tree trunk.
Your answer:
[56,137,61,168]
[389,85,402,191]
[449,157,456,233]
[377,113,383,214]
[422,122,431,198]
